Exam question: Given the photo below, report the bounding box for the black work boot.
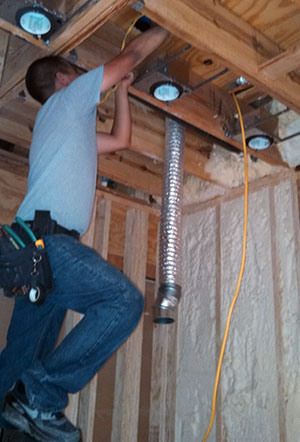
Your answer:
[2,382,81,442]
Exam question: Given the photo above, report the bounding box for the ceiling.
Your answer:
[1,0,300,197]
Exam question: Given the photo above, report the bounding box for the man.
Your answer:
[0,24,168,441]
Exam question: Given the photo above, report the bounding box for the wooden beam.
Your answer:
[112,208,148,442]
[0,29,9,85]
[50,0,133,55]
[77,198,112,442]
[96,187,159,215]
[0,41,44,102]
[100,154,162,196]
[194,0,281,60]
[259,44,300,79]
[94,197,112,259]
[143,0,300,114]
[130,88,287,168]
[0,116,32,147]
[0,18,45,49]
[64,202,99,427]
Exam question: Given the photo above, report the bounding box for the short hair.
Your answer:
[25,56,75,104]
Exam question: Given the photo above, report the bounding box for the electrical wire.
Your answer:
[100,14,143,104]
[202,93,249,442]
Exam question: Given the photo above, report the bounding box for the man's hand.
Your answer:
[97,73,133,154]
[102,26,168,92]
[120,72,134,89]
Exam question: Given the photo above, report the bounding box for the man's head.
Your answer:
[25,56,78,104]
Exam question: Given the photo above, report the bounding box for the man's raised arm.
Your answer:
[101,25,168,92]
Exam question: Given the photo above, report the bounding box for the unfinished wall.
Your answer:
[177,172,300,441]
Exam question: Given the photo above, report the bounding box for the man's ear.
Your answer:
[55,72,69,89]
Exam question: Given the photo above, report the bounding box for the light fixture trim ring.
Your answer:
[246,134,273,150]
[16,6,52,36]
[150,81,183,102]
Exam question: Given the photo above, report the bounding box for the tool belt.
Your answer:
[11,210,80,241]
[0,211,78,305]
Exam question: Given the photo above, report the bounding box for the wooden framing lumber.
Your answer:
[0,42,44,102]
[100,155,162,196]
[93,198,112,259]
[130,88,287,168]
[64,205,100,427]
[143,0,300,114]
[258,44,300,79]
[77,198,112,442]
[0,29,9,85]
[50,0,133,55]
[111,208,148,442]
[0,18,45,49]
[0,116,32,147]
[193,0,281,60]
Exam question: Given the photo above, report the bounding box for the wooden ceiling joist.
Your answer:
[100,155,162,196]
[50,0,134,55]
[0,18,45,49]
[258,44,300,79]
[130,88,286,168]
[143,0,300,114]
[0,29,9,84]
[0,116,32,148]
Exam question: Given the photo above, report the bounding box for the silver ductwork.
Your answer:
[153,117,185,324]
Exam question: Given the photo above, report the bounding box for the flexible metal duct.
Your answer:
[153,117,184,324]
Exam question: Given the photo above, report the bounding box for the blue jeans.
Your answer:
[0,234,144,414]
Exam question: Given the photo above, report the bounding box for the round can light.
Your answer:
[17,8,51,36]
[246,135,273,150]
[150,81,183,102]
[235,76,249,86]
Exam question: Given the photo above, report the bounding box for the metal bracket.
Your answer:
[131,1,145,12]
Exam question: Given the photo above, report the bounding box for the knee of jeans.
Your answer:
[125,284,144,322]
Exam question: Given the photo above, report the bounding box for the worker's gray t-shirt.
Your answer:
[17,65,104,236]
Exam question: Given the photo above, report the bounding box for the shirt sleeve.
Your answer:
[61,65,104,116]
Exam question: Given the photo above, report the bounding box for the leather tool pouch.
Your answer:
[0,229,53,305]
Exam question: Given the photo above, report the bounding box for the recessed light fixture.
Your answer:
[150,81,183,102]
[246,134,273,150]
[16,6,53,38]
[235,76,249,86]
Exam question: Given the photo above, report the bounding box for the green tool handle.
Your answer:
[15,217,37,242]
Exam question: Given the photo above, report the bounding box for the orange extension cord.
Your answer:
[100,14,143,104]
[202,93,249,442]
